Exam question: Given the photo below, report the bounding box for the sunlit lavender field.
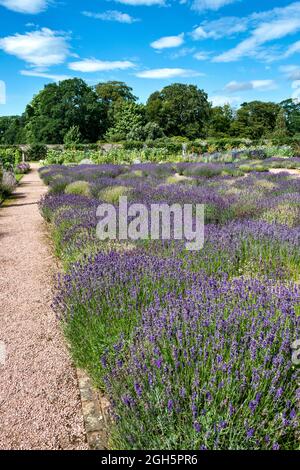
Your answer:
[39,162,300,450]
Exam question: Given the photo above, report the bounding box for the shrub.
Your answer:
[183,165,223,178]
[99,185,132,204]
[252,165,268,172]
[15,162,30,174]
[165,174,195,185]
[65,180,91,197]
[64,125,82,146]
[123,141,144,151]
[27,144,47,161]
[144,122,164,140]
[1,170,17,195]
[121,170,144,179]
[0,147,21,169]
[261,202,300,228]
[105,278,299,450]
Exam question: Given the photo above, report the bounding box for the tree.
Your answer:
[0,116,26,144]
[207,104,234,137]
[64,125,82,145]
[24,78,105,144]
[280,99,300,135]
[230,101,280,139]
[273,108,289,138]
[95,81,137,133]
[105,101,145,142]
[95,81,137,105]
[146,83,211,139]
[144,122,164,140]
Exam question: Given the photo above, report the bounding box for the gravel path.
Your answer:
[0,164,88,450]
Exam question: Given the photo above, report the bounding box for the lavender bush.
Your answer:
[104,278,300,450]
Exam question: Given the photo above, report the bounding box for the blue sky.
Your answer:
[0,0,300,116]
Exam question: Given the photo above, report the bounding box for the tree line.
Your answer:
[0,78,300,145]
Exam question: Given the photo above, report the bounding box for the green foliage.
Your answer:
[146,83,211,139]
[273,109,289,139]
[0,147,21,169]
[182,165,223,178]
[64,125,82,146]
[65,180,91,197]
[1,78,300,147]
[24,78,104,144]
[105,101,145,142]
[96,81,137,104]
[261,203,300,228]
[99,185,132,204]
[96,81,138,134]
[207,104,234,137]
[144,121,165,140]
[280,99,300,135]
[27,143,47,161]
[230,101,281,139]
[0,116,26,144]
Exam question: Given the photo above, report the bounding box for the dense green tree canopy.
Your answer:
[207,104,234,137]
[24,78,104,144]
[280,99,300,135]
[1,79,300,145]
[273,108,289,138]
[95,81,137,105]
[64,125,82,146]
[105,101,145,142]
[230,101,281,139]
[95,81,137,134]
[0,116,25,144]
[146,83,211,139]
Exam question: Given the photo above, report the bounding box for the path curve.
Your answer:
[0,164,88,450]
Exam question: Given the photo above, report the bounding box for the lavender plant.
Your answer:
[39,162,300,450]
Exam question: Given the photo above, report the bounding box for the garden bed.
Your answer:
[39,161,300,450]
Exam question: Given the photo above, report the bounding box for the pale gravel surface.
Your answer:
[269,168,300,176]
[0,164,88,450]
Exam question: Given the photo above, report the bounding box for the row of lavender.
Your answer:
[39,162,300,450]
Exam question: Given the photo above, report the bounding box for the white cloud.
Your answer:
[136,68,202,78]
[284,40,300,58]
[82,10,139,24]
[191,16,248,40]
[292,87,300,101]
[113,0,165,5]
[0,28,70,69]
[20,70,71,81]
[0,0,48,14]
[292,80,300,89]
[170,47,195,59]
[280,64,300,102]
[191,0,237,11]
[151,33,184,50]
[211,95,241,106]
[68,58,135,72]
[214,3,300,62]
[280,65,300,80]
[224,79,277,93]
[193,51,211,60]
